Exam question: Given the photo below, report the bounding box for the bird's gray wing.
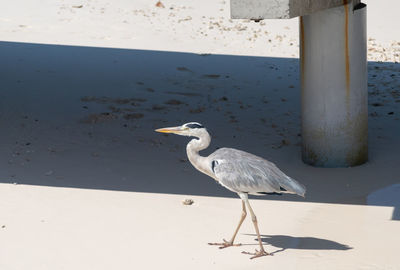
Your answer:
[209,148,305,196]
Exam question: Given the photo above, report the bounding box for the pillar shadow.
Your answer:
[0,40,399,220]
[367,184,400,221]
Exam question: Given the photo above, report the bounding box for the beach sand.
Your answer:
[0,0,399,269]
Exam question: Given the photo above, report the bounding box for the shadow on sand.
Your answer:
[0,41,399,219]
[246,234,352,254]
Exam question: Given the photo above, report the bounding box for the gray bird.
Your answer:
[155,122,306,259]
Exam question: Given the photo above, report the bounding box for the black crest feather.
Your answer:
[185,123,204,129]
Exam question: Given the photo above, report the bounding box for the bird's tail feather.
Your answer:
[280,177,306,197]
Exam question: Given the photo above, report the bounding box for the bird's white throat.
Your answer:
[186,131,214,179]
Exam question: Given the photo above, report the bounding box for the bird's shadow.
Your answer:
[244,234,352,255]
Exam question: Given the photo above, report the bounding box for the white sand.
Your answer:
[1,184,398,270]
[0,0,399,269]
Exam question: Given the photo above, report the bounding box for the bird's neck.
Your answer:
[186,132,214,178]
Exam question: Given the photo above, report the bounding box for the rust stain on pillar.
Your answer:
[344,1,350,104]
[300,16,305,90]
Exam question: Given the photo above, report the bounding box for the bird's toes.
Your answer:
[208,239,241,249]
[242,249,270,259]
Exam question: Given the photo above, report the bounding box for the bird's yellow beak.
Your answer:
[155,126,184,134]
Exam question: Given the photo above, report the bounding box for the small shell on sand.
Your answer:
[182,199,194,205]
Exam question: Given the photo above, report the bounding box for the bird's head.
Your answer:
[155,122,207,137]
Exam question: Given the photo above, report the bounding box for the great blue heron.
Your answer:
[155,122,306,259]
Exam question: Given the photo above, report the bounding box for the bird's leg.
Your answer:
[208,200,247,249]
[229,200,247,244]
[241,198,270,259]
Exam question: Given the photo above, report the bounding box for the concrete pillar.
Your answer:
[300,2,368,167]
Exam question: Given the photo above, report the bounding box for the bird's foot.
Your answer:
[242,249,270,259]
[208,239,241,249]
